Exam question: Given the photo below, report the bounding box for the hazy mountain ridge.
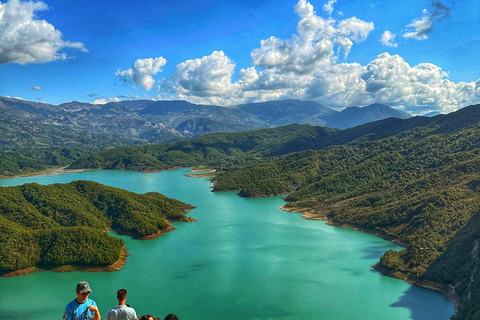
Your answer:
[324,103,411,129]
[0,97,411,151]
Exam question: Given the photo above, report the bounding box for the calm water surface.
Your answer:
[0,169,454,319]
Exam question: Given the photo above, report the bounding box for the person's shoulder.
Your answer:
[125,305,136,312]
[87,298,97,306]
[125,305,137,314]
[65,299,78,309]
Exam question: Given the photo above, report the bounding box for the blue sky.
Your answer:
[0,0,479,114]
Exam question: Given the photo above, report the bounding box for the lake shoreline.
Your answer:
[280,204,460,314]
[0,166,89,179]
[1,220,197,277]
[0,247,129,277]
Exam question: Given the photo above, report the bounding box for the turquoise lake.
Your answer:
[0,169,454,319]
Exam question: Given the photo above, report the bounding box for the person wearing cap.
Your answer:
[105,289,137,320]
[63,281,101,320]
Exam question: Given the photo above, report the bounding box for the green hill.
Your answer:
[0,180,194,272]
[67,124,340,170]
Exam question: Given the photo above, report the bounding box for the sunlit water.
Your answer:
[0,169,454,319]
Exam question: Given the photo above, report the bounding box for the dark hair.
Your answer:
[117,289,127,300]
[139,316,154,320]
[164,314,179,320]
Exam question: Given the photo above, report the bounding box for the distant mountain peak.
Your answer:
[324,103,411,129]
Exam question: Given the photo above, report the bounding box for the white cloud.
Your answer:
[92,97,123,105]
[92,99,108,105]
[403,0,451,40]
[0,0,87,65]
[116,57,167,90]
[250,0,373,74]
[360,53,479,113]
[151,0,479,114]
[165,51,238,99]
[28,85,44,90]
[380,31,398,47]
[337,17,374,42]
[323,0,337,16]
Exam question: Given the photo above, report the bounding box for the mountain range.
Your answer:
[0,97,410,151]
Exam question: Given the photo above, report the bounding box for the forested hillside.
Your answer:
[0,180,194,272]
[67,124,339,170]
[0,147,89,176]
[66,115,433,172]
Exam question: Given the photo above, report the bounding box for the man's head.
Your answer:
[75,281,92,303]
[139,315,154,320]
[117,289,127,303]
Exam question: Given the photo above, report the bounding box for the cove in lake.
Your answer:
[0,169,454,320]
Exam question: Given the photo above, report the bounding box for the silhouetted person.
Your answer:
[105,289,138,320]
[63,281,100,320]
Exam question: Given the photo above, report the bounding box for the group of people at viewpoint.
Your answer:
[63,281,179,320]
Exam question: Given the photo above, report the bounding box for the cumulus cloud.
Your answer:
[164,51,238,100]
[361,53,479,113]
[403,0,451,40]
[151,0,479,114]
[380,31,398,47]
[250,0,373,73]
[323,0,337,16]
[0,0,87,64]
[116,57,167,90]
[28,85,44,90]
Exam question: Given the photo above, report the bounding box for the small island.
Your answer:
[0,180,195,275]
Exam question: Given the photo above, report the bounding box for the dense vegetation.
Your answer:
[65,111,437,174]
[0,180,194,272]
[0,147,92,176]
[67,124,339,171]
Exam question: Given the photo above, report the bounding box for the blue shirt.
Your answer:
[63,298,97,320]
